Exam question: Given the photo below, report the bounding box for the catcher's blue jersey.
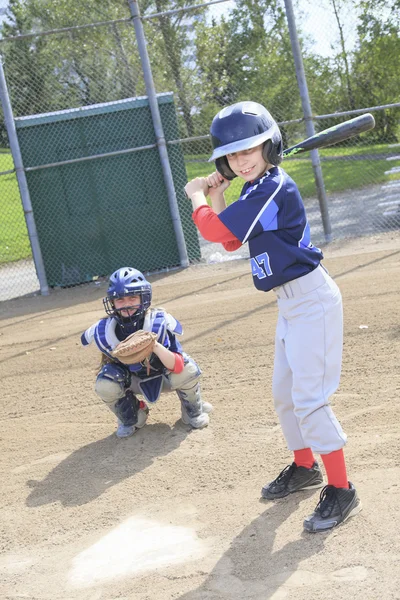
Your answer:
[218,167,323,291]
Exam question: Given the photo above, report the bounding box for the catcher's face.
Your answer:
[113,295,141,317]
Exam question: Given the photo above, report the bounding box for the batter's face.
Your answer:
[226,144,270,182]
[113,295,141,317]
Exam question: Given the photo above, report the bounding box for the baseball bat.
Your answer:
[283,113,375,158]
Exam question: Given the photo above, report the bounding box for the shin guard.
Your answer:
[114,390,140,427]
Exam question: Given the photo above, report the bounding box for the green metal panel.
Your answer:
[15,94,200,287]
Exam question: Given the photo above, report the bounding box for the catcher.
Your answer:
[81,266,212,438]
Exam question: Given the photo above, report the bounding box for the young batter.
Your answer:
[185,101,362,533]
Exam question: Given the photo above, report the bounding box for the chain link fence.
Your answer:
[0,0,399,300]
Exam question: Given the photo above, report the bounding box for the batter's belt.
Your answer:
[273,264,329,299]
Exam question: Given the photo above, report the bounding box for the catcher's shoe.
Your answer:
[303,482,362,533]
[181,401,213,429]
[116,422,135,438]
[116,403,149,438]
[261,461,324,500]
[202,401,213,414]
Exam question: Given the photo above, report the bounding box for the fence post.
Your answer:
[127,0,190,267]
[0,56,49,295]
[283,0,332,243]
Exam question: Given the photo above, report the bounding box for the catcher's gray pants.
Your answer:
[272,265,347,455]
[95,356,203,415]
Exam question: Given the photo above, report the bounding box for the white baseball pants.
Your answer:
[272,265,347,454]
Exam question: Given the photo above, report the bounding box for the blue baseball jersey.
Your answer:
[218,167,323,291]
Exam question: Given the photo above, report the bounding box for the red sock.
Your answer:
[293,448,315,469]
[321,449,349,488]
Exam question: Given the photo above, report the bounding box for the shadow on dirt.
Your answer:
[177,493,329,599]
[25,421,189,508]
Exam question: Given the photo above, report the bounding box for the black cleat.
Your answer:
[261,461,324,500]
[303,482,362,532]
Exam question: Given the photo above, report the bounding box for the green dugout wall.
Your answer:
[14,93,200,287]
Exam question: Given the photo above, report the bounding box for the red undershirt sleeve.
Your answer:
[192,205,242,252]
[172,353,185,374]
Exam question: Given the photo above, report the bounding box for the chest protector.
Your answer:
[92,308,182,404]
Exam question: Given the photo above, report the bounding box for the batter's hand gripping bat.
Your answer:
[283,113,375,158]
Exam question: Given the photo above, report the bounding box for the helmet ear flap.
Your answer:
[215,156,236,180]
[263,139,283,166]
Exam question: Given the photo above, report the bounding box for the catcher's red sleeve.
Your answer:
[192,205,242,252]
[172,353,184,374]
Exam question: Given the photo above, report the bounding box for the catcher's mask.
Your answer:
[209,101,283,180]
[103,267,152,333]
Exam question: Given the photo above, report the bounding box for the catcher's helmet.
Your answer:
[103,267,152,330]
[209,101,283,180]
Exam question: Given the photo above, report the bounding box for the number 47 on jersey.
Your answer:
[251,252,272,279]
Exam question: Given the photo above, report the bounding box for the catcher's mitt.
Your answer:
[111,330,158,372]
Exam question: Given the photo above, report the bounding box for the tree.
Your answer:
[140,0,210,138]
[329,0,356,111]
[0,0,147,115]
[351,0,400,140]
[193,0,303,126]
[191,0,345,149]
[0,0,51,117]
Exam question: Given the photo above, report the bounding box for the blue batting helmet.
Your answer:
[209,101,283,179]
[103,267,152,330]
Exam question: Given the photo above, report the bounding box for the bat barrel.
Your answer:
[283,113,376,158]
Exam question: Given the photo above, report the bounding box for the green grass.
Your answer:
[1,143,399,264]
[0,153,32,264]
[316,143,391,157]
[185,143,400,204]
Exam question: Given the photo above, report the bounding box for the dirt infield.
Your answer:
[1,231,399,600]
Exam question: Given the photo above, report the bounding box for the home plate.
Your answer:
[68,516,207,588]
